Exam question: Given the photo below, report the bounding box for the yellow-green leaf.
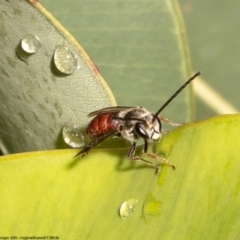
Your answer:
[1,114,240,239]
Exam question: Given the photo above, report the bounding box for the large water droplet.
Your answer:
[62,123,85,148]
[21,34,41,53]
[54,44,79,74]
[119,198,138,219]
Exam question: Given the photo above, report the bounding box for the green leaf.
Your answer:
[0,0,116,153]
[40,0,194,120]
[1,114,240,239]
[0,0,197,155]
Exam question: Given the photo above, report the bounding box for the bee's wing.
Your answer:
[88,106,137,117]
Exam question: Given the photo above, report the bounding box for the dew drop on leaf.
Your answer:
[62,122,85,148]
[54,44,79,74]
[21,34,41,53]
[119,198,138,219]
[16,34,41,63]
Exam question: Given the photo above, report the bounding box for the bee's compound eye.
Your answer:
[135,123,149,139]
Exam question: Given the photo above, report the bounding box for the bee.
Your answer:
[75,72,201,174]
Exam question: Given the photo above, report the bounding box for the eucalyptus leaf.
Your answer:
[40,0,194,121]
[0,0,116,154]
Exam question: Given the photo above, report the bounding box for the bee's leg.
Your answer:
[162,130,169,134]
[142,152,176,170]
[158,116,185,126]
[74,130,118,158]
[128,141,159,174]
[128,141,137,157]
[128,140,175,174]
[142,140,175,170]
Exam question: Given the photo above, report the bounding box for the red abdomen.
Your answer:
[86,114,118,138]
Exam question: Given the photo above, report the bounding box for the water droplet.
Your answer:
[21,34,41,53]
[142,194,161,219]
[54,44,79,74]
[62,123,85,148]
[16,34,41,63]
[119,198,138,219]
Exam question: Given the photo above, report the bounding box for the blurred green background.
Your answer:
[180,0,240,119]
[40,0,240,120]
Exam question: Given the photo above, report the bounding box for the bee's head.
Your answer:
[134,114,162,141]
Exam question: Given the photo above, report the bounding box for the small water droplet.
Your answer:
[142,194,161,220]
[21,34,41,53]
[62,123,85,148]
[119,198,138,219]
[16,34,41,63]
[54,44,79,74]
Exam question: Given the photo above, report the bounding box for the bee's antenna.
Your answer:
[154,71,202,119]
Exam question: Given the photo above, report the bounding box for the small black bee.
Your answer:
[76,72,201,174]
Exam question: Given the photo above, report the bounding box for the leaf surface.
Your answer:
[1,114,240,239]
[40,0,194,120]
[0,0,115,153]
